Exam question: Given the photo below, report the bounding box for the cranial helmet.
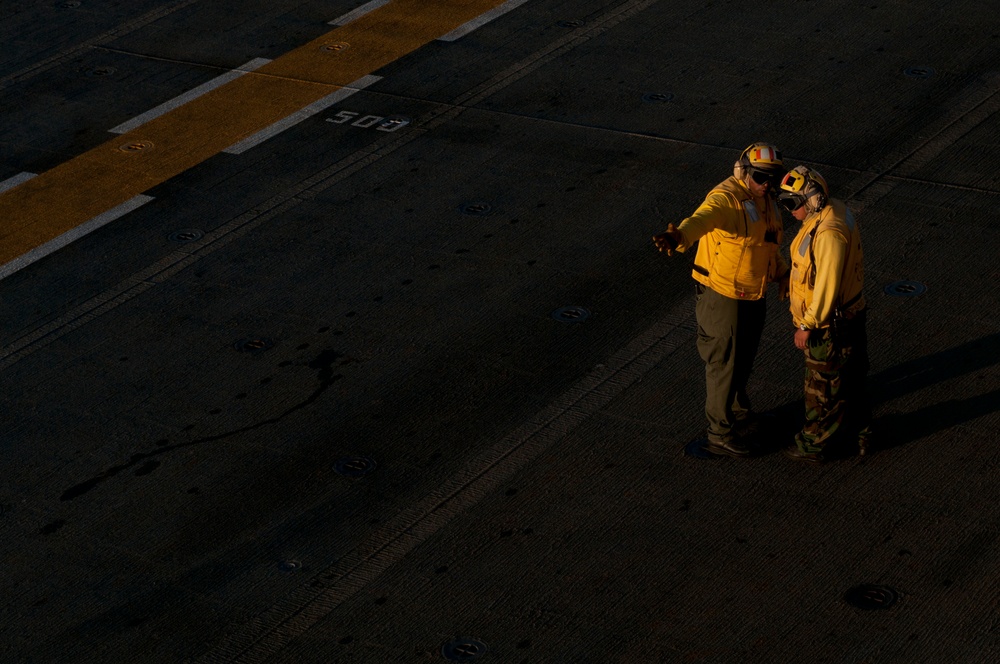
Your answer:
[733,142,784,184]
[778,165,829,213]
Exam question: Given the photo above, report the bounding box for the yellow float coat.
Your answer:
[788,198,866,329]
[675,177,786,300]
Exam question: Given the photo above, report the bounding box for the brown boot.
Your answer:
[705,437,751,458]
[782,444,824,465]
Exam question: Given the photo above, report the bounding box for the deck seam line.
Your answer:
[194,300,693,664]
[0,0,658,372]
[0,0,204,91]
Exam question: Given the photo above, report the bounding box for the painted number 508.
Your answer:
[326,111,410,132]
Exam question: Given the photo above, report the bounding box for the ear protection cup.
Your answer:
[805,183,827,213]
[733,144,754,180]
[801,175,827,212]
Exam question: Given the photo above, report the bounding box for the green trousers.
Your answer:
[694,284,767,443]
[796,310,871,454]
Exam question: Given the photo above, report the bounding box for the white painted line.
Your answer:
[328,0,391,26]
[0,172,37,194]
[222,75,383,155]
[0,195,154,281]
[109,58,272,134]
[437,0,530,42]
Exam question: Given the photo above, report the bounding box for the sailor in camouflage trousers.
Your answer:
[778,165,871,463]
[799,315,871,456]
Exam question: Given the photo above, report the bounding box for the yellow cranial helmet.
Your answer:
[733,142,784,186]
[778,165,829,213]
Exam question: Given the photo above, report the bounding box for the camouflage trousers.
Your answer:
[796,310,871,455]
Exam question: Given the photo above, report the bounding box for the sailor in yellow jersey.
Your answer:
[653,143,788,457]
[777,165,871,463]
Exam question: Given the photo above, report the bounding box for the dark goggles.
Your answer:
[778,193,806,211]
[749,168,779,186]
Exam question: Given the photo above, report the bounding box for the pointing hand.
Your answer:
[652,223,682,256]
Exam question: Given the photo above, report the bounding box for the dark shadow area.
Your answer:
[744,405,802,456]
[869,332,1000,405]
[759,333,1000,458]
[869,388,1000,452]
[866,331,1000,451]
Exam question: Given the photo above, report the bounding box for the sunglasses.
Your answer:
[750,169,777,186]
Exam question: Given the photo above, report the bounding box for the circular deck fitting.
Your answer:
[168,229,204,243]
[442,638,488,662]
[551,306,591,323]
[557,19,584,28]
[320,42,350,52]
[118,140,153,153]
[235,337,274,353]
[683,438,717,460]
[642,92,675,103]
[334,456,377,478]
[844,584,898,610]
[903,66,935,79]
[884,280,927,297]
[459,202,492,216]
[278,560,302,572]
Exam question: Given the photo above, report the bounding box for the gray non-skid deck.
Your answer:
[1,1,998,662]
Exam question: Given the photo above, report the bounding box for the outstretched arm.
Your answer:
[652,191,732,256]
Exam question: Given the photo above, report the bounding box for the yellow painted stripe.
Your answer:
[0,0,511,269]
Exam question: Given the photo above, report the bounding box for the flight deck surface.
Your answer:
[1,1,998,662]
